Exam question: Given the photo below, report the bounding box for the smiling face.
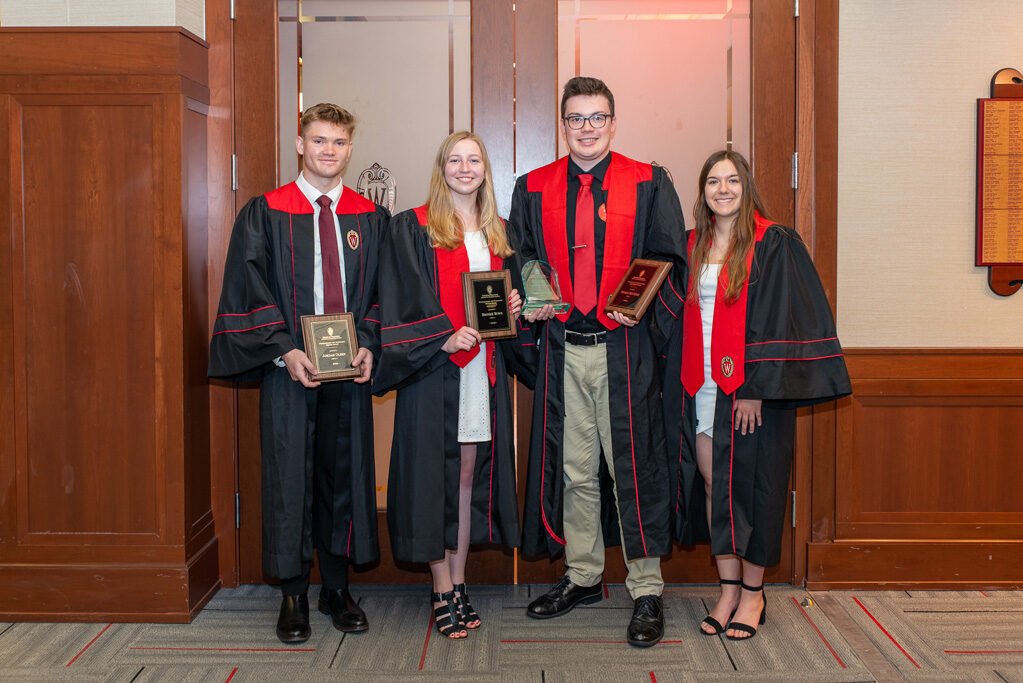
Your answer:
[296,120,353,187]
[561,94,615,170]
[443,138,485,198]
[703,159,743,220]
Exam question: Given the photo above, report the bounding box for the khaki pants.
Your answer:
[562,341,663,599]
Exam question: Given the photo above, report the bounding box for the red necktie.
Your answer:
[573,173,597,315]
[316,194,346,313]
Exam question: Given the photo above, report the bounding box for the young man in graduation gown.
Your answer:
[508,76,687,647]
[209,103,388,643]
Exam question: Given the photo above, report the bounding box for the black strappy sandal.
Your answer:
[725,582,767,641]
[453,583,481,629]
[700,578,741,636]
[431,590,467,640]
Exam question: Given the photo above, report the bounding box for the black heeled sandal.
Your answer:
[431,590,467,640]
[725,582,767,641]
[452,583,481,629]
[700,578,741,636]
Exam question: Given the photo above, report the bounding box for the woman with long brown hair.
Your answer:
[671,150,850,640]
[375,132,527,639]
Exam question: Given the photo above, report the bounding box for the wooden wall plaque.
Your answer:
[976,69,1023,295]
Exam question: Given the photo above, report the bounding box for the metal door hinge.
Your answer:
[794,0,799,17]
[232,154,238,191]
[791,491,797,527]
[791,152,799,190]
[235,492,241,529]
[230,0,235,20]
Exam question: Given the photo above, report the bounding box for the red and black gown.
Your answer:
[508,153,687,561]
[208,182,387,577]
[374,206,534,563]
[664,214,852,566]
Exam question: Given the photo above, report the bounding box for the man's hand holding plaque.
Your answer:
[604,258,672,323]
[299,312,364,383]
[522,260,570,322]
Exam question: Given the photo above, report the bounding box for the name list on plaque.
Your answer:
[977,98,1023,265]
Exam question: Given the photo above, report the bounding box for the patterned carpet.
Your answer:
[0,585,1020,681]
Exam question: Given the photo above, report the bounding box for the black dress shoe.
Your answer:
[627,595,664,647]
[318,587,369,632]
[277,593,311,643]
[526,575,602,619]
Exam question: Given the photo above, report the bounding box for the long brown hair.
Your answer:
[425,131,513,257]
[687,150,769,304]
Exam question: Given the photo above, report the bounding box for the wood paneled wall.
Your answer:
[807,349,1023,589]
[0,27,219,621]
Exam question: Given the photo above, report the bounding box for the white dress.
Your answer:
[695,263,722,438]
[457,230,492,442]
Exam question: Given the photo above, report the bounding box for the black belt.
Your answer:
[565,330,606,346]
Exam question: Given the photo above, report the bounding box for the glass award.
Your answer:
[521,259,570,314]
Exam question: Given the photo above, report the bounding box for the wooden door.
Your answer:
[226,0,804,586]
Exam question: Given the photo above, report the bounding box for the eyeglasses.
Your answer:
[562,113,611,130]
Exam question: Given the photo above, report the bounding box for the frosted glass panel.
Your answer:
[557,0,750,221]
[279,1,471,509]
[279,1,470,213]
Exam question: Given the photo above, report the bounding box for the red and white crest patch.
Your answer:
[346,230,359,250]
[597,202,607,222]
[721,355,734,378]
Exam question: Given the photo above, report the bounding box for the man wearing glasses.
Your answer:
[508,76,686,646]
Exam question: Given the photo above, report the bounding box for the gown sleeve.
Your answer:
[355,204,390,364]
[642,166,687,354]
[208,196,296,382]
[737,225,852,407]
[373,210,455,394]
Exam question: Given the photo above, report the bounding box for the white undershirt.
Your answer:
[274,174,350,367]
[294,172,348,314]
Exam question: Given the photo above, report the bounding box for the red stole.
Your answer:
[526,153,651,330]
[414,205,500,385]
[681,214,772,397]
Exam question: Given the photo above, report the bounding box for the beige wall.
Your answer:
[838,0,1023,347]
[0,0,205,39]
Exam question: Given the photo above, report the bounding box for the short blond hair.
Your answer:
[300,103,356,137]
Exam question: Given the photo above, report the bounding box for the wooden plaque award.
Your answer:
[300,313,362,381]
[604,258,672,321]
[462,269,517,341]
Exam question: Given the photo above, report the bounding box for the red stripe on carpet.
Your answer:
[225,667,238,682]
[66,623,112,667]
[129,647,314,652]
[500,640,685,644]
[791,596,846,668]
[603,585,610,599]
[980,591,990,597]
[649,672,657,682]
[853,596,921,669]
[418,609,433,670]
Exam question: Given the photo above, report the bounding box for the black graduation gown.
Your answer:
[664,220,852,566]
[208,182,388,576]
[508,153,687,561]
[374,207,530,563]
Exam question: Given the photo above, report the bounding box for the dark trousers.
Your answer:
[270,379,353,595]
